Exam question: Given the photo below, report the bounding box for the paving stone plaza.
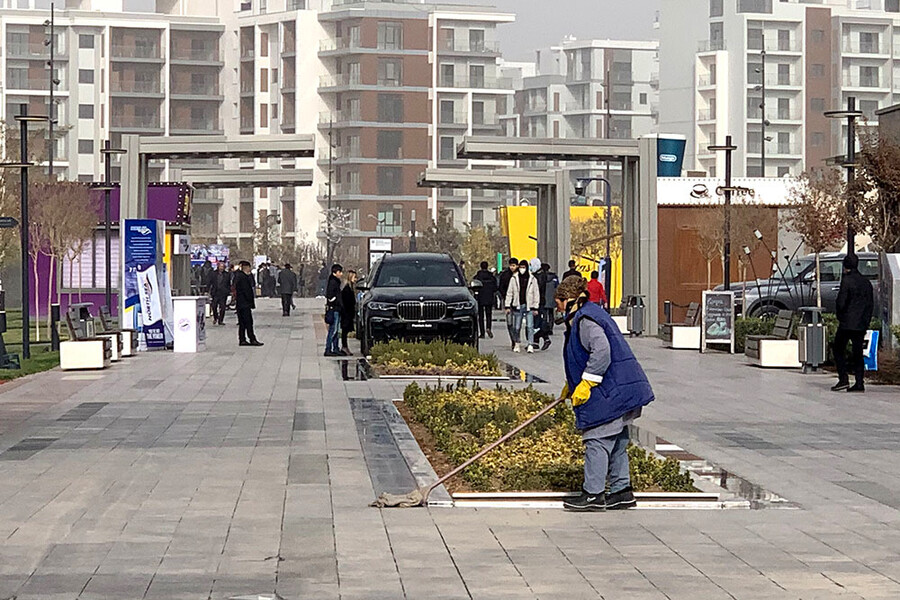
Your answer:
[1,299,899,599]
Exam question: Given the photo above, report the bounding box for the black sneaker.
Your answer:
[563,491,606,512]
[831,381,850,392]
[541,338,552,351]
[239,341,250,346]
[847,383,865,393]
[606,486,637,510]
[487,330,494,339]
[249,341,264,347]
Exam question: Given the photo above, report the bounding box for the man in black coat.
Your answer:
[324,264,344,356]
[832,253,874,393]
[474,261,498,339]
[562,259,581,281]
[234,261,263,347]
[498,257,518,348]
[207,262,232,325]
[278,263,299,317]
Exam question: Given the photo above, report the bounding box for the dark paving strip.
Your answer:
[834,481,900,510]
[296,378,322,390]
[293,412,326,431]
[0,437,59,460]
[133,379,164,389]
[717,431,784,451]
[349,398,416,496]
[57,402,109,422]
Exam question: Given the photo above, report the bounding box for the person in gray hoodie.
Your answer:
[505,259,541,353]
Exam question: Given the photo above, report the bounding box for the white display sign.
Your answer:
[173,234,191,255]
[369,238,392,252]
[173,296,208,353]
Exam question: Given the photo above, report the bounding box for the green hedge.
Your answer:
[370,340,500,376]
[734,317,776,353]
[403,382,694,493]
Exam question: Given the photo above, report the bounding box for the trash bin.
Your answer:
[67,303,95,340]
[626,295,646,337]
[798,307,826,374]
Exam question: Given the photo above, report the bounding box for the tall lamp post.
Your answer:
[44,4,59,179]
[824,97,863,253]
[0,105,50,360]
[574,177,613,300]
[753,35,771,176]
[708,136,738,291]
[98,141,127,311]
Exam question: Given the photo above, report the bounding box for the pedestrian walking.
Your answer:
[498,257,518,350]
[474,261,498,339]
[324,263,344,357]
[541,263,559,332]
[207,262,231,325]
[555,275,655,512]
[562,259,581,281]
[340,270,358,356]
[587,270,608,308]
[234,261,263,347]
[832,253,874,393]
[505,259,541,353]
[278,263,299,317]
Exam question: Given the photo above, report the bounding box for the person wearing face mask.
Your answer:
[498,257,519,350]
[505,259,541,353]
[555,275,654,512]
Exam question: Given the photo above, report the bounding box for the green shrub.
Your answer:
[403,382,695,493]
[734,317,776,353]
[370,340,500,376]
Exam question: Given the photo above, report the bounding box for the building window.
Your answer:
[860,31,879,54]
[860,100,879,118]
[440,64,455,87]
[260,32,269,57]
[709,0,723,17]
[377,59,402,87]
[472,101,485,125]
[79,34,94,49]
[271,103,278,119]
[811,29,825,43]
[439,136,455,160]
[377,167,402,195]
[78,104,94,119]
[888,0,899,12]
[439,27,455,51]
[810,97,825,112]
[78,139,94,154]
[810,63,825,78]
[377,130,402,159]
[470,29,485,52]
[377,22,402,50]
[777,166,790,177]
[777,29,791,51]
[378,94,403,122]
[553,121,559,137]
[639,92,648,105]
[375,204,402,235]
[811,131,824,147]
[260,104,268,127]
[777,132,791,154]
[777,63,791,85]
[239,202,254,233]
[78,69,94,84]
[440,99,455,124]
[260,68,268,93]
[469,64,485,88]
[860,66,880,87]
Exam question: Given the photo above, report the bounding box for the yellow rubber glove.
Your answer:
[571,379,597,407]
[561,383,570,399]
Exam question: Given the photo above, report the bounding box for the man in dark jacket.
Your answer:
[324,263,344,356]
[832,253,874,393]
[278,263,299,317]
[234,261,263,347]
[498,257,518,349]
[474,261,498,339]
[207,262,232,325]
[562,259,581,281]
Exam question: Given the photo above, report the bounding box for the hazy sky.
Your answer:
[457,0,661,61]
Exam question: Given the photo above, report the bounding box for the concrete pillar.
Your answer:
[550,170,571,275]
[120,135,145,221]
[635,137,659,333]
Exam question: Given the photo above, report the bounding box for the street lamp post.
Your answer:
[708,136,738,291]
[99,141,127,311]
[44,3,58,179]
[0,105,50,360]
[760,35,766,175]
[824,97,864,253]
[575,177,613,300]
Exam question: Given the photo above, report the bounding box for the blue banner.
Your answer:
[657,136,687,177]
[124,220,166,350]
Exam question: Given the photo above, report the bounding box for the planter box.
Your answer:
[745,338,800,368]
[661,324,701,350]
[60,338,112,370]
[95,333,123,362]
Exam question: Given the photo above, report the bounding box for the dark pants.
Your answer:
[478,304,492,336]
[281,294,293,316]
[341,320,353,350]
[237,306,257,344]
[542,307,555,334]
[211,295,228,324]
[834,328,866,386]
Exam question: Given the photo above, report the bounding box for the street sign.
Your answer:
[0,217,18,229]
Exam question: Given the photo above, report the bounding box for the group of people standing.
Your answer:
[323,263,359,357]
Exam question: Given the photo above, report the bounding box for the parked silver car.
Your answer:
[719,252,880,318]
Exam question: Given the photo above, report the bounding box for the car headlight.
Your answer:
[368,302,396,311]
[448,300,476,311]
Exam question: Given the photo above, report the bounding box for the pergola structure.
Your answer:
[177,168,314,190]
[447,136,661,331]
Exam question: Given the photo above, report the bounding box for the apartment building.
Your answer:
[501,38,659,203]
[660,0,900,179]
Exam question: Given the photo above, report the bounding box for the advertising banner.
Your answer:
[190,244,230,267]
[124,219,167,350]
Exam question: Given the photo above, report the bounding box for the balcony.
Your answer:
[748,38,801,53]
[170,48,223,64]
[318,38,362,53]
[749,74,802,88]
[318,145,361,162]
[437,40,501,55]
[843,73,885,89]
[170,118,223,134]
[110,115,162,131]
[437,76,513,90]
[698,39,726,53]
[240,48,255,61]
[111,81,164,96]
[609,71,633,85]
[842,40,889,56]
[170,84,223,100]
[7,43,68,60]
[240,81,255,95]
[698,109,716,121]
[319,74,362,89]
[111,45,164,61]
[5,77,67,92]
[698,74,716,88]
[748,108,801,122]
[318,183,361,198]
[438,110,469,127]
[240,117,254,133]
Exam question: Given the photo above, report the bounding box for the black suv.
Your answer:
[356,253,479,355]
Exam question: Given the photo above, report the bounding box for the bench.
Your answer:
[98,305,138,357]
[60,313,112,370]
[660,302,701,350]
[745,310,800,368]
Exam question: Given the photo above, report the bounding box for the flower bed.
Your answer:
[370,340,501,377]
[402,383,695,493]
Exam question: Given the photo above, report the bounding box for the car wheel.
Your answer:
[750,304,782,319]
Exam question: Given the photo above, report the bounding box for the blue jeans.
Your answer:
[583,427,631,495]
[512,305,534,347]
[326,310,342,354]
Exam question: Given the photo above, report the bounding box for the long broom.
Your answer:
[372,396,568,508]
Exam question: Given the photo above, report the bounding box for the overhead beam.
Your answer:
[417,167,556,191]
[138,134,316,160]
[181,168,314,189]
[457,136,641,161]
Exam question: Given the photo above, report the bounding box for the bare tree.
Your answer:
[856,128,900,253]
[695,207,724,290]
[786,171,847,307]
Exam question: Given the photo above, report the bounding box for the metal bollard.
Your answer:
[664,300,672,324]
[51,304,60,351]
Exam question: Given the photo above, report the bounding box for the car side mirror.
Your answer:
[356,281,369,291]
[469,279,484,289]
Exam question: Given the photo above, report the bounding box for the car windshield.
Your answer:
[784,258,814,280]
[375,260,463,287]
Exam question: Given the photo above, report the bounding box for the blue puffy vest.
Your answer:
[564,301,655,431]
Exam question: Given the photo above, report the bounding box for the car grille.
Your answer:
[397,300,446,321]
